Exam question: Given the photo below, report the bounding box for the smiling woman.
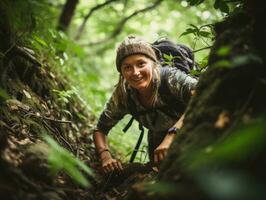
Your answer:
[92,36,198,174]
[121,55,154,104]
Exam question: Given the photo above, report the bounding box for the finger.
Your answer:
[102,163,107,173]
[117,161,123,171]
[102,166,108,174]
[163,149,168,158]
[104,163,112,173]
[113,161,121,173]
[154,153,158,164]
[158,152,164,163]
[107,163,115,172]
[117,161,124,173]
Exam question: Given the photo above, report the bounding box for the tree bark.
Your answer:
[0,1,13,53]
[57,0,79,32]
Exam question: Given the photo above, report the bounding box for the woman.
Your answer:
[93,36,198,174]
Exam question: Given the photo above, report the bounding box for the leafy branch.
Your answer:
[86,0,163,46]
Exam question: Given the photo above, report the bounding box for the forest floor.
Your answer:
[0,47,156,200]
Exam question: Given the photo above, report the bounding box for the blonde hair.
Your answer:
[113,61,161,109]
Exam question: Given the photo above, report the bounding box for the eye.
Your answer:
[122,65,131,71]
[138,61,146,67]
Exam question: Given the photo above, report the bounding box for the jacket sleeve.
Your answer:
[166,68,198,105]
[94,92,128,135]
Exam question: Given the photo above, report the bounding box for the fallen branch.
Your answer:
[14,46,41,67]
[25,112,72,124]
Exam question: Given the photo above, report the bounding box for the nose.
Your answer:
[132,66,140,75]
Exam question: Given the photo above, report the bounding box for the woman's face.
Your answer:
[121,54,154,92]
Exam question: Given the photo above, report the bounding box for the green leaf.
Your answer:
[33,35,48,47]
[75,158,94,176]
[144,181,176,196]
[190,69,201,76]
[212,60,232,68]
[42,134,94,187]
[214,0,230,13]
[216,46,231,56]
[0,88,10,100]
[180,28,197,37]
[64,162,90,187]
[199,30,211,38]
[163,53,174,62]
[198,55,209,69]
[187,0,205,6]
[189,24,200,32]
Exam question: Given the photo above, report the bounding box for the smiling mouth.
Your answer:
[132,77,143,83]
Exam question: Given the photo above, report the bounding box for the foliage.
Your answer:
[143,181,177,196]
[213,53,263,69]
[53,89,76,106]
[43,134,94,187]
[0,87,10,101]
[176,117,266,199]
[187,0,243,14]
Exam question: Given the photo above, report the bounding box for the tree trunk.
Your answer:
[57,0,79,32]
[0,2,13,53]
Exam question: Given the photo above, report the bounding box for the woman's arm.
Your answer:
[153,69,197,165]
[154,89,196,164]
[153,114,184,164]
[93,131,123,174]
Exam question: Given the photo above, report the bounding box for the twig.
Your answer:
[39,115,72,124]
[42,119,74,153]
[0,52,4,58]
[100,171,114,192]
[25,112,72,124]
[59,135,74,153]
[75,0,119,40]
[0,43,17,58]
[24,111,74,152]
[0,120,16,134]
[42,184,84,192]
[110,0,163,37]
[193,45,212,53]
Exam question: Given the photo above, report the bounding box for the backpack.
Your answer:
[152,38,200,73]
[125,38,198,163]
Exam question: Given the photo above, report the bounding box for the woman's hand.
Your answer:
[100,151,123,174]
[154,133,175,164]
[154,143,170,164]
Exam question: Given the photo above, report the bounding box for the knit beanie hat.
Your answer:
[116,36,157,72]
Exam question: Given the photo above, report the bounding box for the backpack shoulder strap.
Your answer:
[158,67,173,100]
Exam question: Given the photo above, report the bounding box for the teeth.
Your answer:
[134,78,141,81]
[132,77,142,81]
